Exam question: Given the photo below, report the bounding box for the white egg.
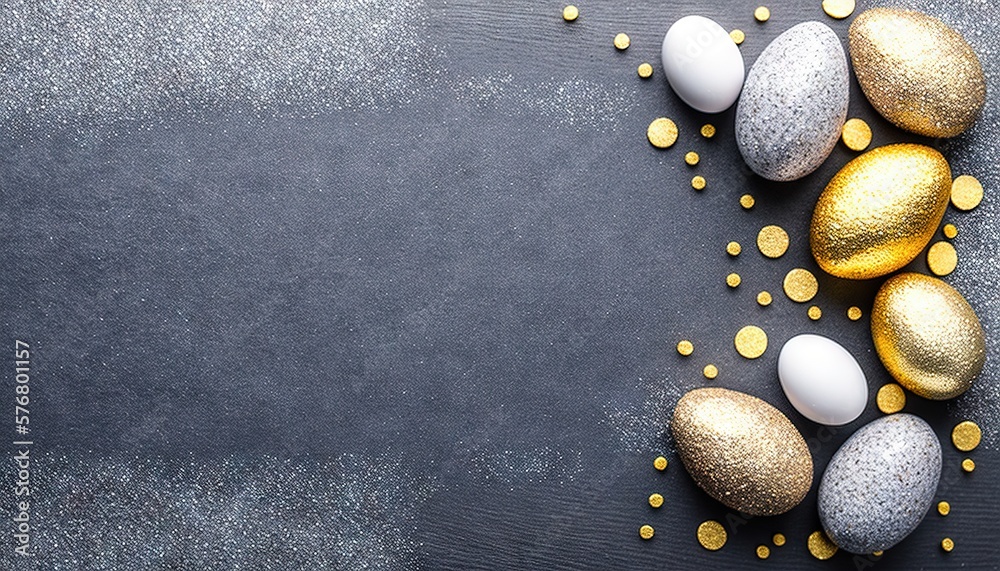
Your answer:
[778,334,868,425]
[661,15,745,113]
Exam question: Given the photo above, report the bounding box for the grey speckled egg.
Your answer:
[736,21,848,181]
[818,414,941,554]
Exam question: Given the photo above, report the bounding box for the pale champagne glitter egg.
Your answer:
[757,225,789,258]
[671,388,813,516]
[735,325,768,359]
[927,241,958,276]
[697,520,727,551]
[951,175,984,211]
[783,268,819,303]
[647,118,678,148]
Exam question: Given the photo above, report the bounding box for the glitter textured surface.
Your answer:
[756,225,789,258]
[647,117,678,148]
[876,383,906,414]
[782,268,819,303]
[810,144,951,279]
[841,118,872,151]
[807,531,839,560]
[671,388,812,516]
[734,325,768,359]
[951,174,984,210]
[696,520,728,551]
[872,273,986,400]
[952,421,983,451]
[927,241,959,276]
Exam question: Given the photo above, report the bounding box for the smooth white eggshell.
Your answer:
[662,15,745,113]
[778,334,868,425]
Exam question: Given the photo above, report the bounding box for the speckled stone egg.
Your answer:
[872,273,986,400]
[810,144,951,279]
[850,8,985,137]
[819,414,941,554]
[736,21,848,181]
[671,387,813,516]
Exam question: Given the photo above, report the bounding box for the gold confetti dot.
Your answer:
[614,33,631,50]
[783,268,819,303]
[647,117,678,149]
[823,0,856,20]
[692,175,707,190]
[700,124,716,138]
[876,383,906,414]
[685,151,700,166]
[735,325,768,359]
[756,545,770,559]
[703,364,718,380]
[648,493,664,508]
[639,524,655,540]
[772,533,786,547]
[841,118,872,151]
[873,551,883,557]
[697,520,727,551]
[756,225,789,258]
[941,537,955,552]
[757,291,773,306]
[951,175,983,211]
[847,306,863,321]
[637,62,654,79]
[740,194,755,210]
[808,530,838,560]
[754,6,771,22]
[653,456,668,471]
[938,501,951,516]
[927,241,958,276]
[952,421,982,452]
[962,458,975,472]
[730,29,745,45]
[677,340,694,356]
[562,5,579,21]
[943,223,958,239]
[726,241,742,256]
[808,305,822,320]
[726,273,741,288]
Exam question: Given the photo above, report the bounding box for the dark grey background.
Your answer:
[2,0,998,569]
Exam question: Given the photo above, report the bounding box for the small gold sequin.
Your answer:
[823,0,856,20]
[962,458,975,472]
[757,225,789,258]
[943,223,958,239]
[772,533,786,547]
[726,241,742,256]
[562,5,579,21]
[740,194,755,210]
[637,62,653,79]
[754,6,770,22]
[841,118,872,151]
[701,124,716,138]
[938,501,951,516]
[614,33,631,50]
[639,524,655,540]
[952,421,982,452]
[756,545,770,559]
[951,175,983,211]
[653,456,668,471]
[692,175,707,190]
[927,241,958,276]
[735,325,768,359]
[730,29,745,45]
[703,364,718,380]
[847,306,863,321]
[677,340,694,356]
[783,268,819,303]
[808,530,838,560]
[941,537,955,552]
[757,291,773,306]
[808,306,822,320]
[726,273,741,288]
[647,117,678,149]
[685,151,700,166]
[697,520,727,551]
[876,383,906,414]
[648,493,664,508]
[873,551,884,557]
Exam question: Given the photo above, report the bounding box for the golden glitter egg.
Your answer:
[810,144,951,280]
[871,273,985,400]
[849,8,985,137]
[671,388,813,516]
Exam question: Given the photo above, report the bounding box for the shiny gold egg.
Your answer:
[810,144,951,280]
[871,273,985,400]
[849,8,985,137]
[671,388,813,516]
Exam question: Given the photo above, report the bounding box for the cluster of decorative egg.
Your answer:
[664,7,986,555]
